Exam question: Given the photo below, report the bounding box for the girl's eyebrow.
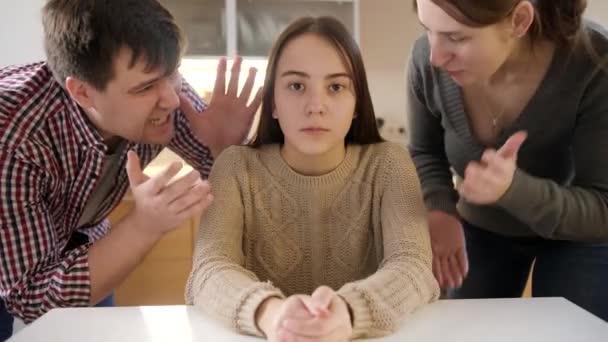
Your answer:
[280,70,352,80]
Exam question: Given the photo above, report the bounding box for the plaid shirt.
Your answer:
[0,62,213,322]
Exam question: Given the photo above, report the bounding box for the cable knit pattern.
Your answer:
[185,142,439,339]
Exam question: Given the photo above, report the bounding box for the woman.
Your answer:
[408,0,608,320]
[186,16,439,341]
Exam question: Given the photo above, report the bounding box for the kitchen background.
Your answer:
[0,0,607,329]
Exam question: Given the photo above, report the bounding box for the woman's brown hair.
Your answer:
[413,0,608,72]
[414,0,588,48]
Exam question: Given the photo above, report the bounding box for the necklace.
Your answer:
[464,83,511,142]
[481,93,508,137]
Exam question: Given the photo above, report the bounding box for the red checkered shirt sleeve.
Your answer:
[0,151,91,322]
[168,78,214,178]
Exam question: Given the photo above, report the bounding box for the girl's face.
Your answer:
[273,33,356,159]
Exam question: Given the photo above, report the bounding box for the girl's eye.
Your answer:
[329,83,346,93]
[288,82,305,91]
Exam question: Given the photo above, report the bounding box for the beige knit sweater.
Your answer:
[185,142,439,339]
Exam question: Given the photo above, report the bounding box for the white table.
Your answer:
[9,297,608,341]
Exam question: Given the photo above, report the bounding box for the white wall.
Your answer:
[359,0,420,142]
[0,0,45,68]
[586,0,608,25]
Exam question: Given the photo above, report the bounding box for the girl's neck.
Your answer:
[280,142,346,176]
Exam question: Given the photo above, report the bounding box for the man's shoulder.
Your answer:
[1,62,71,143]
[0,62,67,121]
[0,62,58,95]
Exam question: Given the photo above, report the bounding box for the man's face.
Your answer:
[82,47,182,145]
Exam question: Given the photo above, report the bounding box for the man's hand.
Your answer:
[88,151,213,304]
[180,56,263,158]
[125,150,214,238]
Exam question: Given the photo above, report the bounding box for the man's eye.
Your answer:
[138,84,154,93]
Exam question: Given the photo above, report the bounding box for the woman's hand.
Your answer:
[458,131,527,204]
[428,210,468,289]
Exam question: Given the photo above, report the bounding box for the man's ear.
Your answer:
[65,76,96,109]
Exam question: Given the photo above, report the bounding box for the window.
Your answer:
[162,0,358,57]
[166,0,357,103]
[159,0,227,56]
[236,0,356,57]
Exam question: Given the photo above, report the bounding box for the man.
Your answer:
[0,0,261,336]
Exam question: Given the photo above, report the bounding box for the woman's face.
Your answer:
[416,0,518,85]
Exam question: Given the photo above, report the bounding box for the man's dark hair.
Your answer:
[43,0,185,90]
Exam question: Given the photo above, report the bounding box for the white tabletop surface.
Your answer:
[9,297,608,341]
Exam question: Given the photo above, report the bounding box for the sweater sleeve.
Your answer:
[185,146,284,336]
[496,66,608,241]
[337,144,440,339]
[406,38,460,217]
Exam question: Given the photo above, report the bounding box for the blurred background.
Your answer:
[0,0,607,316]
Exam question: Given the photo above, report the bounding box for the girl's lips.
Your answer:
[301,127,330,134]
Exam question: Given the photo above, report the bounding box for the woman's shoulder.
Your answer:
[410,34,432,70]
[408,35,448,97]
[584,20,608,52]
[573,20,608,71]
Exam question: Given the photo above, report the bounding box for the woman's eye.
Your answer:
[288,83,305,91]
[448,35,468,43]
